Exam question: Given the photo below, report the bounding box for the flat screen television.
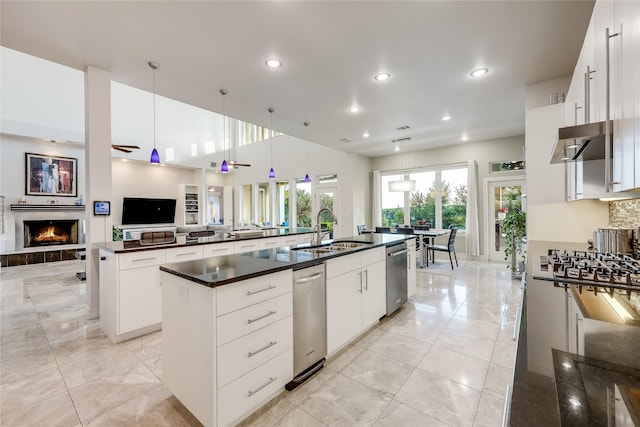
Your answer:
[121,197,176,225]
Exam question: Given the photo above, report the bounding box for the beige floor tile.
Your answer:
[358,330,431,366]
[434,328,496,361]
[340,349,414,395]
[491,341,517,369]
[473,391,505,426]
[271,407,326,427]
[298,373,392,426]
[456,301,505,323]
[123,330,163,360]
[59,344,141,388]
[418,346,489,391]
[483,363,513,397]
[0,390,80,427]
[68,362,162,422]
[0,343,58,383]
[325,343,365,373]
[444,315,500,340]
[395,368,481,426]
[0,366,68,410]
[50,333,116,366]
[373,400,448,427]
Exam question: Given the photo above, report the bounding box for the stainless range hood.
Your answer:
[550,121,608,164]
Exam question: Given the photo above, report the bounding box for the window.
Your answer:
[238,121,281,146]
[381,165,467,231]
[275,181,289,227]
[295,179,312,230]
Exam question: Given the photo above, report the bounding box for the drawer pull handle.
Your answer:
[248,341,278,357]
[177,252,197,256]
[247,377,277,397]
[246,285,276,296]
[209,248,229,252]
[247,310,277,324]
[132,257,157,262]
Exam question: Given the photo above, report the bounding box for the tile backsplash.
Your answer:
[609,199,640,228]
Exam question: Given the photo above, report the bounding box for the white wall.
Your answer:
[371,135,525,255]
[0,134,86,252]
[111,160,200,227]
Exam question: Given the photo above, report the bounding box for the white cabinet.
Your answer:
[233,240,260,253]
[99,248,166,343]
[203,242,234,257]
[259,237,281,250]
[406,238,417,298]
[326,246,386,355]
[180,184,200,225]
[166,245,204,263]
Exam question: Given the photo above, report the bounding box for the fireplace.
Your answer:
[24,220,79,248]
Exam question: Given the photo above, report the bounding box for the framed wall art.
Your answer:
[25,152,77,197]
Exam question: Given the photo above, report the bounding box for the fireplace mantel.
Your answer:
[10,204,86,211]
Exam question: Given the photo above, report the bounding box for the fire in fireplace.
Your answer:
[24,220,79,248]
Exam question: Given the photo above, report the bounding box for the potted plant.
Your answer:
[503,208,526,278]
[497,207,507,220]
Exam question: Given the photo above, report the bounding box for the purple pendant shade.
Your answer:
[269,167,275,179]
[221,160,228,173]
[150,148,160,164]
[305,174,311,183]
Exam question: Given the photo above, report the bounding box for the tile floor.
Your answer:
[0,257,520,426]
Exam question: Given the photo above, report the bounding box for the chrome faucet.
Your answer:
[313,208,337,246]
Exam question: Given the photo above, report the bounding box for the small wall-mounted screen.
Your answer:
[94,201,111,216]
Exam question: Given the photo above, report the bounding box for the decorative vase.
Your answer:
[498,212,506,220]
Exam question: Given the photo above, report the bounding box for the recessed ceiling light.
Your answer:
[348,106,360,113]
[362,132,370,138]
[461,134,469,141]
[442,115,451,121]
[470,67,489,78]
[374,72,391,81]
[265,59,282,69]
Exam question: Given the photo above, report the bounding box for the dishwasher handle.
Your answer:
[294,272,323,284]
[388,248,409,257]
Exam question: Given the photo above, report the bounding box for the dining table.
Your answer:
[412,229,449,268]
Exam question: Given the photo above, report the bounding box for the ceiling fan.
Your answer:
[111,144,140,153]
[228,160,251,168]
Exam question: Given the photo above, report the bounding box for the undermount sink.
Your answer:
[293,240,372,254]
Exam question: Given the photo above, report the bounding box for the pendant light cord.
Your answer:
[152,67,156,150]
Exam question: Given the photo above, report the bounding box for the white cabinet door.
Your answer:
[326,269,362,354]
[118,265,162,334]
[259,237,281,250]
[361,260,386,330]
[165,245,204,263]
[567,291,585,356]
[99,250,118,342]
[233,240,260,253]
[203,242,234,257]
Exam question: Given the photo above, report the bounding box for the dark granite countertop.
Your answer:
[553,349,640,426]
[159,233,410,288]
[94,228,313,254]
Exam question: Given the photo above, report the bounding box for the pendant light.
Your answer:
[303,121,311,183]
[220,89,229,173]
[268,107,275,179]
[148,62,160,164]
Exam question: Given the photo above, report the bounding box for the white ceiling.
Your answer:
[0,1,594,158]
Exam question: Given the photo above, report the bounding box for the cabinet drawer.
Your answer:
[233,240,260,253]
[203,242,234,257]
[361,246,385,267]
[280,236,300,247]
[119,249,166,270]
[217,292,292,346]
[326,252,361,279]
[217,349,292,427]
[259,237,281,249]
[217,270,292,316]
[165,245,204,263]
[217,316,293,388]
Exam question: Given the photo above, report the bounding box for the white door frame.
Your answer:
[314,186,339,237]
[482,175,525,261]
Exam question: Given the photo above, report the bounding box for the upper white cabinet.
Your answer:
[565,0,640,191]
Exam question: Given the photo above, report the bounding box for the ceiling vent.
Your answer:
[396,125,411,131]
[210,162,217,168]
[339,138,351,143]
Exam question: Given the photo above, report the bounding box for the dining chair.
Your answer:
[394,227,414,235]
[375,226,391,233]
[426,226,458,269]
[356,225,367,235]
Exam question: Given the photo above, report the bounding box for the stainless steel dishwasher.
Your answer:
[286,263,326,391]
[386,242,408,315]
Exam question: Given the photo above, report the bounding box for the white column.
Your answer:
[84,66,113,319]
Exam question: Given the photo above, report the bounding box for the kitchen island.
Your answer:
[510,240,640,425]
[158,233,410,427]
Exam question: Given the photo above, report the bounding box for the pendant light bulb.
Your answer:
[268,107,275,179]
[148,62,160,164]
[220,89,229,173]
[304,174,311,183]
